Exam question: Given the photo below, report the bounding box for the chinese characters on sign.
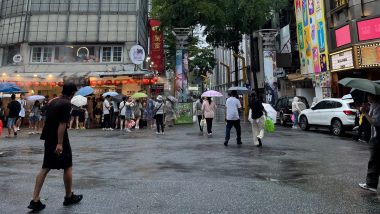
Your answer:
[149,19,165,73]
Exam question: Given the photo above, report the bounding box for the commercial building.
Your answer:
[325,0,380,97]
[0,0,151,96]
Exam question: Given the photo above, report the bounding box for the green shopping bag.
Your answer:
[264,118,275,133]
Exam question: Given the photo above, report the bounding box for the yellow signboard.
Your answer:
[295,0,329,75]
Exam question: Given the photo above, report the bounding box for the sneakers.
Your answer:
[27,200,46,211]
[257,138,262,147]
[125,128,131,132]
[224,141,228,146]
[359,183,377,192]
[102,128,106,131]
[108,128,114,131]
[63,192,83,206]
[156,132,161,135]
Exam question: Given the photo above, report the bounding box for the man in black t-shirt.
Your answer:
[28,83,83,212]
[6,94,21,138]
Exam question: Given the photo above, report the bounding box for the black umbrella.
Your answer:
[349,80,380,104]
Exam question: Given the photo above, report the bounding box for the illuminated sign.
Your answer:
[356,42,380,68]
[330,48,354,71]
[335,25,351,47]
[357,17,380,41]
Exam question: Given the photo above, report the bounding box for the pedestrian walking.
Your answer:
[133,99,143,129]
[292,97,302,129]
[154,95,165,135]
[40,96,49,130]
[6,94,21,138]
[29,100,42,135]
[119,97,127,131]
[102,95,113,131]
[248,93,267,147]
[16,93,27,131]
[202,97,216,136]
[27,83,82,212]
[164,98,176,127]
[124,97,135,132]
[359,94,380,192]
[195,96,203,133]
[69,105,80,130]
[224,90,242,146]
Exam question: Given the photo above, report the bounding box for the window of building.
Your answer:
[31,47,53,63]
[101,46,123,63]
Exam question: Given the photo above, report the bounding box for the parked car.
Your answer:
[298,98,357,136]
[275,96,309,126]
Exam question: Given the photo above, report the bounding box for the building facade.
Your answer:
[326,0,380,97]
[0,0,149,96]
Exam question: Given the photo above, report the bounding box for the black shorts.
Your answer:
[71,110,80,117]
[120,115,126,120]
[42,138,72,170]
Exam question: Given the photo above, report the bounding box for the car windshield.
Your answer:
[287,98,309,108]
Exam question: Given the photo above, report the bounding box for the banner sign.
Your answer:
[149,19,165,73]
[357,17,380,41]
[295,0,329,75]
[330,48,354,71]
[357,42,380,68]
[175,102,193,124]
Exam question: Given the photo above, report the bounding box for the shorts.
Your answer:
[120,115,126,120]
[42,138,72,170]
[71,110,80,117]
[41,116,46,121]
[7,117,17,128]
[30,115,41,122]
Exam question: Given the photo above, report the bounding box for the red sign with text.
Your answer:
[357,17,380,41]
[149,19,164,73]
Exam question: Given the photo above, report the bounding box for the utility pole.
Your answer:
[249,33,259,95]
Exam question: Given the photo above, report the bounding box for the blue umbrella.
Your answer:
[75,86,94,97]
[0,83,26,93]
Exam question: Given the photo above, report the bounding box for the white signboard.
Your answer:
[331,49,354,71]
[129,45,146,65]
[280,25,291,53]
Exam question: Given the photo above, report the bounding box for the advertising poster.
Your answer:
[263,51,279,106]
[175,102,193,124]
[148,19,164,73]
[295,0,329,75]
[358,43,380,67]
[175,50,183,101]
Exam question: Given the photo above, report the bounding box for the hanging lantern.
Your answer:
[50,82,57,87]
[41,82,48,86]
[58,82,64,87]
[105,80,113,85]
[122,80,128,85]
[16,82,24,87]
[97,80,104,86]
[90,80,97,86]
[34,82,40,87]
[152,76,158,82]
[114,80,121,86]
[142,79,150,85]
[26,82,33,87]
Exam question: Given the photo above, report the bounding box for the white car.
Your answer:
[299,98,357,136]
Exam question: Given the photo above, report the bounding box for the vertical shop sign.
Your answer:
[149,19,164,73]
[295,0,329,75]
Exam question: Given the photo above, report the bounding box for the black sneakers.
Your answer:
[63,192,83,206]
[224,141,228,146]
[257,138,262,147]
[27,200,46,211]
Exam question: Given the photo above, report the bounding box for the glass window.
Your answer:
[113,47,122,62]
[313,101,327,110]
[42,47,53,63]
[31,47,42,63]
[102,47,112,62]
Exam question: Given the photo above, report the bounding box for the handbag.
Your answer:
[200,118,206,128]
[127,120,136,129]
[264,118,275,133]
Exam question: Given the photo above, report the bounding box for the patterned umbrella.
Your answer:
[201,90,223,97]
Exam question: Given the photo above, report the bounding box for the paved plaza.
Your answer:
[1,123,380,213]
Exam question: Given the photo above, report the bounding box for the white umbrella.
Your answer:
[201,90,223,97]
[263,103,277,123]
[342,94,352,100]
[27,95,45,101]
[102,92,119,97]
[71,95,87,107]
[227,86,250,94]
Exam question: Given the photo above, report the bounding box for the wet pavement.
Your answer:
[1,123,380,213]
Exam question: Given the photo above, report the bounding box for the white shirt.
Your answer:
[18,99,26,117]
[103,99,110,115]
[119,101,127,116]
[226,97,241,120]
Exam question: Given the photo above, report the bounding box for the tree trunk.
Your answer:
[233,44,239,86]
[249,33,259,94]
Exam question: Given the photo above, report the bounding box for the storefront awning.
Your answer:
[91,70,151,78]
[288,73,307,82]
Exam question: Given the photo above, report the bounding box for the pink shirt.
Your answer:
[202,101,216,118]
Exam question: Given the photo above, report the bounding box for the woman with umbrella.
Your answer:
[202,97,216,136]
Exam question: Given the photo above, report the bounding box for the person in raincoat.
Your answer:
[292,97,302,129]
[248,93,267,147]
[164,98,176,127]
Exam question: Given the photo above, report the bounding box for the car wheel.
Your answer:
[280,114,286,126]
[331,119,344,136]
[300,115,310,131]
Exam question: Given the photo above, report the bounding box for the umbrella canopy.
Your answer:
[27,95,45,101]
[263,103,277,122]
[201,90,223,97]
[75,86,94,97]
[102,91,119,97]
[112,94,125,102]
[131,92,148,99]
[339,78,380,95]
[71,95,87,107]
[167,95,178,102]
[227,86,250,94]
[0,83,25,93]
